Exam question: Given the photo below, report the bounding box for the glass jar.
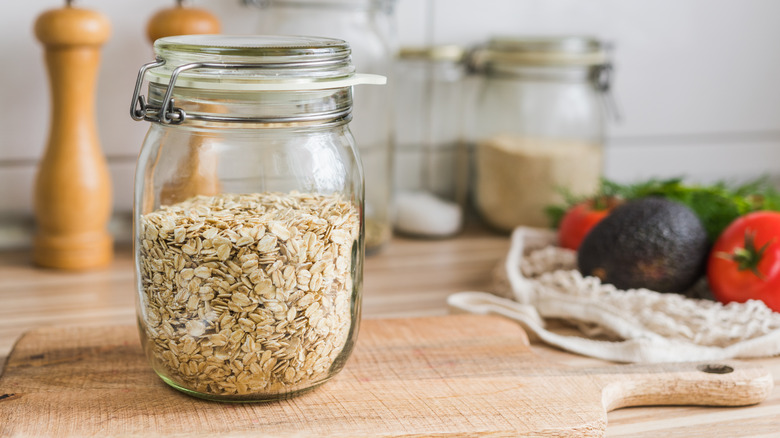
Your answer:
[129,35,384,401]
[245,0,397,253]
[468,36,612,232]
[394,45,466,238]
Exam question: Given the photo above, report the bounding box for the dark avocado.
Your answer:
[577,197,709,293]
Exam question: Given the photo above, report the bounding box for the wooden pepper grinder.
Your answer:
[147,0,221,43]
[33,0,112,270]
[146,0,221,209]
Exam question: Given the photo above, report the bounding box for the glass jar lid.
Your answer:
[244,0,396,12]
[398,45,466,63]
[147,35,385,90]
[469,36,608,71]
[130,35,385,125]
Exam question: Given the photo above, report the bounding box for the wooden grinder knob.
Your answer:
[33,2,112,270]
[147,0,220,43]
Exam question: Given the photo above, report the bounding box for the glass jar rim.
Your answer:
[470,36,608,70]
[244,0,396,12]
[398,45,466,63]
[155,34,350,59]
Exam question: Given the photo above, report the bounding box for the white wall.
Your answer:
[1,0,779,246]
[399,0,780,183]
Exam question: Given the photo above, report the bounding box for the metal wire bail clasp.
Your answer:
[594,63,620,122]
[130,57,166,123]
[130,57,187,125]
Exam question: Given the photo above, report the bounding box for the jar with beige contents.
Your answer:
[129,35,384,401]
[245,0,398,253]
[468,36,613,232]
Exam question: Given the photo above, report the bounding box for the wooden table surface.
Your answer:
[1,229,779,437]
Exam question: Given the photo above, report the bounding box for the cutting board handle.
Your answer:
[595,361,774,411]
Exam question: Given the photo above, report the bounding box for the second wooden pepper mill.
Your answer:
[147,0,220,43]
[144,0,222,210]
[33,1,112,269]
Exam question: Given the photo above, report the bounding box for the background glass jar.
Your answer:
[130,35,384,401]
[393,45,466,238]
[468,36,613,232]
[245,0,397,253]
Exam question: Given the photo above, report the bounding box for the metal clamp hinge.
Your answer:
[596,63,622,123]
[594,42,622,123]
[130,58,187,125]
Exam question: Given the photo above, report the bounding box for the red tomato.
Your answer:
[557,197,619,250]
[707,211,780,312]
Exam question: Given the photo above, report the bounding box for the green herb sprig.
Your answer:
[546,177,780,242]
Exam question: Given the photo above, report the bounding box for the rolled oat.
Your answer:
[137,192,360,396]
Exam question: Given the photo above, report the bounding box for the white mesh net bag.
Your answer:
[448,227,780,363]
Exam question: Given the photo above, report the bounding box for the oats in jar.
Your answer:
[138,192,360,396]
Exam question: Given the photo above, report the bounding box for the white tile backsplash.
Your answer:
[1,0,779,246]
[605,137,780,183]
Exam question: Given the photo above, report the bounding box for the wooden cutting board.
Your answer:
[0,315,773,437]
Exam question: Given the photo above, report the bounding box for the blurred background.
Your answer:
[2,0,780,248]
